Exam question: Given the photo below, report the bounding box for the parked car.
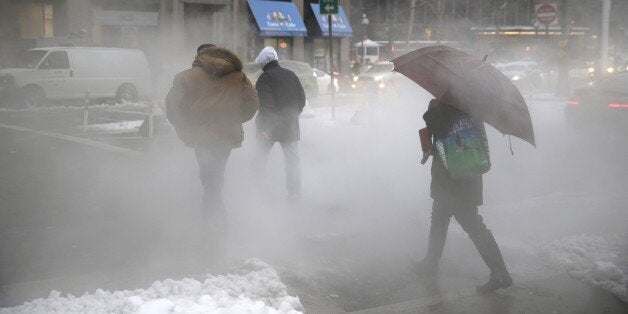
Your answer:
[313,69,338,94]
[493,61,545,92]
[565,71,628,127]
[351,61,406,93]
[247,60,318,98]
[0,47,152,107]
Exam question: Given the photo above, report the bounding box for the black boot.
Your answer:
[470,230,513,293]
[417,219,449,276]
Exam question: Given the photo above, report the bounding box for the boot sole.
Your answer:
[476,277,513,293]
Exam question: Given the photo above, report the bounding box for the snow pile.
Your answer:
[0,259,303,314]
[82,120,144,132]
[83,120,144,132]
[0,101,152,113]
[541,234,627,303]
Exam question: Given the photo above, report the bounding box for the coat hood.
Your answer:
[255,46,278,69]
[193,47,243,77]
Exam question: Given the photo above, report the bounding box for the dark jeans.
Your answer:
[426,198,490,261]
[194,145,232,227]
[431,199,489,237]
[257,139,301,196]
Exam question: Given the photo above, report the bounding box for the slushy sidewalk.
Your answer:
[347,273,627,314]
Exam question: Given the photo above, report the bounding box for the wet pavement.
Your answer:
[1,93,627,312]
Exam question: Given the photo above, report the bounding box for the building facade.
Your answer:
[0,0,354,77]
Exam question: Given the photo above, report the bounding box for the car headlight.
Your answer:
[511,75,521,81]
[374,75,384,81]
[378,82,385,89]
[351,83,356,89]
[607,67,614,73]
[353,76,359,82]
[588,67,595,73]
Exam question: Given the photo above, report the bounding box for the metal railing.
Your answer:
[81,92,163,138]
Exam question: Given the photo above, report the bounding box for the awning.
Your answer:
[247,0,307,37]
[310,3,353,37]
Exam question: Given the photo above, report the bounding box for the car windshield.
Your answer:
[367,63,394,73]
[16,50,48,69]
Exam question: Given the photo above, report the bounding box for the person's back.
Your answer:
[255,58,305,143]
[258,62,304,115]
[166,47,258,148]
[423,100,483,205]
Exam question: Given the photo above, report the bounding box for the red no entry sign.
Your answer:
[536,4,557,26]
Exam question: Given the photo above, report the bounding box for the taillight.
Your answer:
[567,98,579,106]
[608,103,628,108]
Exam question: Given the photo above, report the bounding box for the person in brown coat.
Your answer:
[166,45,258,230]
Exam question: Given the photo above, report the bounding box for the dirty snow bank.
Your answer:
[83,120,143,132]
[0,259,303,314]
[541,234,627,303]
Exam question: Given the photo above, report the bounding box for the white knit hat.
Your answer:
[255,46,279,68]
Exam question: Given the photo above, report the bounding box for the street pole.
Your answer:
[556,0,570,96]
[424,0,427,29]
[361,13,369,65]
[407,0,417,44]
[329,14,335,120]
[601,0,611,72]
[479,0,482,25]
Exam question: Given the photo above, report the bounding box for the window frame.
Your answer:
[38,51,70,70]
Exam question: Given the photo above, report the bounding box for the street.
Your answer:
[1,90,627,312]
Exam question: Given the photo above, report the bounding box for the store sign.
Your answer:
[264,10,298,29]
[310,4,353,37]
[93,10,159,26]
[320,0,338,15]
[247,0,307,37]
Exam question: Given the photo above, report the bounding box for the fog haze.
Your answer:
[1,0,627,312]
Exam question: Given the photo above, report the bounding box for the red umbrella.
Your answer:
[392,46,535,146]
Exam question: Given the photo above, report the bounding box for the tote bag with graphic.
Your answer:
[434,116,490,179]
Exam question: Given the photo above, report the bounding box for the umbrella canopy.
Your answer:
[392,46,535,146]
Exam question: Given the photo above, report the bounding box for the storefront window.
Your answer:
[262,38,292,60]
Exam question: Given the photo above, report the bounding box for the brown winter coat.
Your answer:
[166,47,259,148]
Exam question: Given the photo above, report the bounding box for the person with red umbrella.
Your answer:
[392,46,536,293]
[419,98,512,293]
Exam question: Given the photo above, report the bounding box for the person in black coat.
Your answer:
[254,46,306,198]
[418,99,512,293]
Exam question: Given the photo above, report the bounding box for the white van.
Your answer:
[0,47,151,106]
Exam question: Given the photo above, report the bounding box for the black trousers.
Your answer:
[426,198,490,261]
[431,199,489,237]
[194,145,232,225]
